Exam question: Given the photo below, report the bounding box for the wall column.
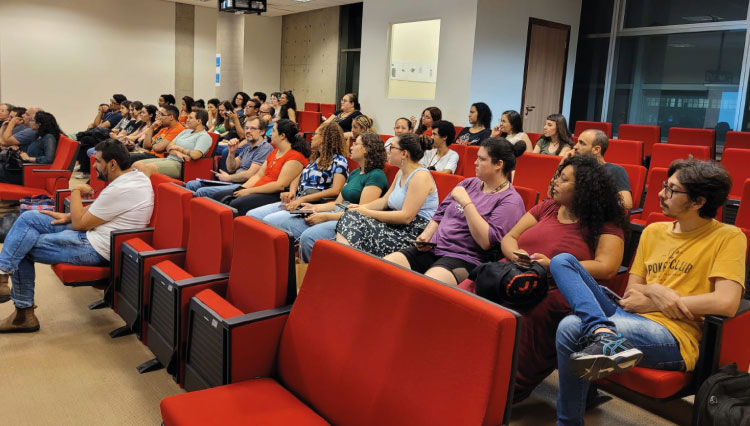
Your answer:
[216,13,245,100]
[175,3,195,100]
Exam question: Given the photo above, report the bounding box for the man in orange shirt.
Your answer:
[130,105,185,162]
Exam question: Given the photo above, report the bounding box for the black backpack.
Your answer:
[469,261,548,307]
[694,363,750,426]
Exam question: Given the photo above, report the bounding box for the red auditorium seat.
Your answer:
[604,139,643,166]
[574,120,612,138]
[513,153,562,202]
[296,111,322,136]
[721,148,750,201]
[319,103,335,118]
[649,144,710,183]
[0,135,78,201]
[384,163,399,185]
[629,167,667,227]
[138,198,236,383]
[723,131,750,151]
[379,134,392,143]
[181,132,219,182]
[430,171,464,202]
[182,216,296,391]
[618,124,661,159]
[161,240,521,426]
[620,164,647,209]
[514,185,539,210]
[458,145,480,178]
[734,179,750,229]
[667,127,716,158]
[526,132,542,147]
[112,183,194,341]
[303,102,319,112]
[452,144,467,175]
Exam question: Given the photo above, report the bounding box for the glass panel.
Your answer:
[580,0,615,35]
[624,0,748,28]
[388,19,441,100]
[608,30,745,145]
[570,37,610,130]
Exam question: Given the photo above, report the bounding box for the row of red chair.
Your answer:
[302,102,335,118]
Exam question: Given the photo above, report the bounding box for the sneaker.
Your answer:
[75,173,89,179]
[74,163,80,171]
[570,332,643,381]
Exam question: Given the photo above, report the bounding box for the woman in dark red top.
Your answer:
[467,154,627,402]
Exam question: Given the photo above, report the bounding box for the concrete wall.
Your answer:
[244,14,283,97]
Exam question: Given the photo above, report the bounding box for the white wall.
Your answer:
[469,0,582,130]
[359,0,479,132]
[0,0,176,132]
[244,14,282,97]
[194,6,218,101]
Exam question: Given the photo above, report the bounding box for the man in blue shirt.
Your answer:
[1,107,39,151]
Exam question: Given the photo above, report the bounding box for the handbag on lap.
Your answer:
[469,261,548,307]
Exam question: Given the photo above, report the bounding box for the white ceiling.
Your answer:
[164,0,359,17]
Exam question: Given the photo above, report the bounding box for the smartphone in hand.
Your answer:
[513,250,531,263]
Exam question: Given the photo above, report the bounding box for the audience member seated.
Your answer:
[206,98,220,131]
[0,140,154,333]
[566,129,633,209]
[455,102,492,145]
[211,101,234,138]
[491,109,533,152]
[121,104,157,152]
[231,91,250,118]
[346,114,374,145]
[534,113,573,156]
[0,111,61,185]
[185,116,272,198]
[1,107,37,150]
[247,120,349,223]
[253,91,266,103]
[325,93,363,133]
[335,132,439,257]
[420,120,459,173]
[385,137,527,284]
[130,105,185,162]
[553,159,745,426]
[214,99,259,161]
[76,94,127,178]
[279,90,297,123]
[193,99,205,109]
[111,101,145,142]
[269,91,282,120]
[412,106,441,137]
[463,154,626,403]
[210,119,309,215]
[259,103,275,139]
[157,94,176,108]
[178,96,194,124]
[384,116,413,149]
[0,103,12,125]
[132,109,212,179]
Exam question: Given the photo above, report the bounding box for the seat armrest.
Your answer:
[174,273,231,288]
[629,208,643,215]
[32,169,73,173]
[111,227,155,241]
[225,305,292,381]
[56,189,72,212]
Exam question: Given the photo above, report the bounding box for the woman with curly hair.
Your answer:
[247,120,349,220]
[255,132,390,262]
[534,113,574,156]
[232,91,250,118]
[461,154,627,403]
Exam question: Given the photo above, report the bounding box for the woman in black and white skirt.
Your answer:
[336,133,439,257]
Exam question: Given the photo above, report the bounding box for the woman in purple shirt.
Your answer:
[384,137,527,284]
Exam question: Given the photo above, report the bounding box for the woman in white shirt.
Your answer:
[491,109,534,152]
[420,120,459,174]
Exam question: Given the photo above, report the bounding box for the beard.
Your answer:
[96,169,108,182]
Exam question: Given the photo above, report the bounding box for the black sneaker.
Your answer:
[570,332,643,381]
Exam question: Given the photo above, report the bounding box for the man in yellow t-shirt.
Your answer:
[552,159,746,426]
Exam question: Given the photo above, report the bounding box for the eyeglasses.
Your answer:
[246,126,260,131]
[260,110,272,114]
[389,145,403,152]
[662,181,689,199]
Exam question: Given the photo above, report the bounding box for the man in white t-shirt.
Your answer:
[0,139,154,333]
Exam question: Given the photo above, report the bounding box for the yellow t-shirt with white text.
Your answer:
[630,220,746,371]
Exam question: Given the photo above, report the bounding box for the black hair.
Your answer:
[233,91,250,109]
[253,92,267,102]
[143,104,158,123]
[539,113,574,155]
[501,110,523,135]
[192,108,209,127]
[246,98,261,111]
[121,100,132,109]
[554,154,628,252]
[345,93,361,110]
[131,101,144,111]
[431,120,456,146]
[280,91,297,119]
[276,119,311,158]
[182,96,195,113]
[11,107,26,117]
[472,102,492,129]
[270,92,282,101]
[160,94,176,105]
[415,107,442,135]
[194,99,205,109]
[396,117,413,131]
[397,132,430,162]
[668,159,732,219]
[113,94,127,105]
[95,138,132,170]
[481,137,526,176]
[163,105,180,119]
[207,98,220,108]
[359,132,387,173]
[34,111,62,139]
[217,101,233,125]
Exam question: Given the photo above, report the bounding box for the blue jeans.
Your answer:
[247,203,341,262]
[551,253,685,426]
[0,211,108,308]
[185,179,241,198]
[216,144,248,172]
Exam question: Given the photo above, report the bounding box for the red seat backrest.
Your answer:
[619,164,647,208]
[205,132,219,157]
[646,212,672,225]
[379,134,392,143]
[460,146,480,178]
[52,135,79,171]
[724,131,750,151]
[604,139,643,166]
[617,124,661,157]
[721,148,750,200]
[454,126,464,137]
[347,157,360,173]
[649,143,711,171]
[430,171,464,203]
[303,102,320,112]
[319,103,336,118]
[526,132,542,148]
[514,185,539,210]
[384,164,399,185]
[668,127,716,156]
[639,168,668,222]
[451,144,467,176]
[514,153,562,200]
[296,111,321,134]
[152,183,193,250]
[734,179,750,229]
[226,217,291,313]
[574,121,612,138]
[184,198,235,277]
[279,240,519,426]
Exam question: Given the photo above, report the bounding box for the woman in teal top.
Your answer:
[1,111,61,185]
[259,132,389,262]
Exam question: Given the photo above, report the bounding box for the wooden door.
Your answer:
[521,18,570,133]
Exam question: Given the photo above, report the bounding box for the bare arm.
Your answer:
[355,171,433,225]
[500,211,539,262]
[238,160,304,195]
[619,190,633,210]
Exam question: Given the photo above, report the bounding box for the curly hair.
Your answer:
[668,159,732,219]
[34,111,61,139]
[311,121,348,170]
[359,132,387,173]
[553,154,628,252]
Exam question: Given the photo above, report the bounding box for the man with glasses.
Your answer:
[259,103,275,139]
[130,105,185,162]
[185,116,272,198]
[1,107,39,151]
[553,159,745,425]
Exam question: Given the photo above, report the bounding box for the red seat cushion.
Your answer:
[52,264,109,282]
[123,238,155,253]
[604,367,692,399]
[194,289,243,319]
[161,377,329,426]
[0,184,51,200]
[154,260,194,281]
